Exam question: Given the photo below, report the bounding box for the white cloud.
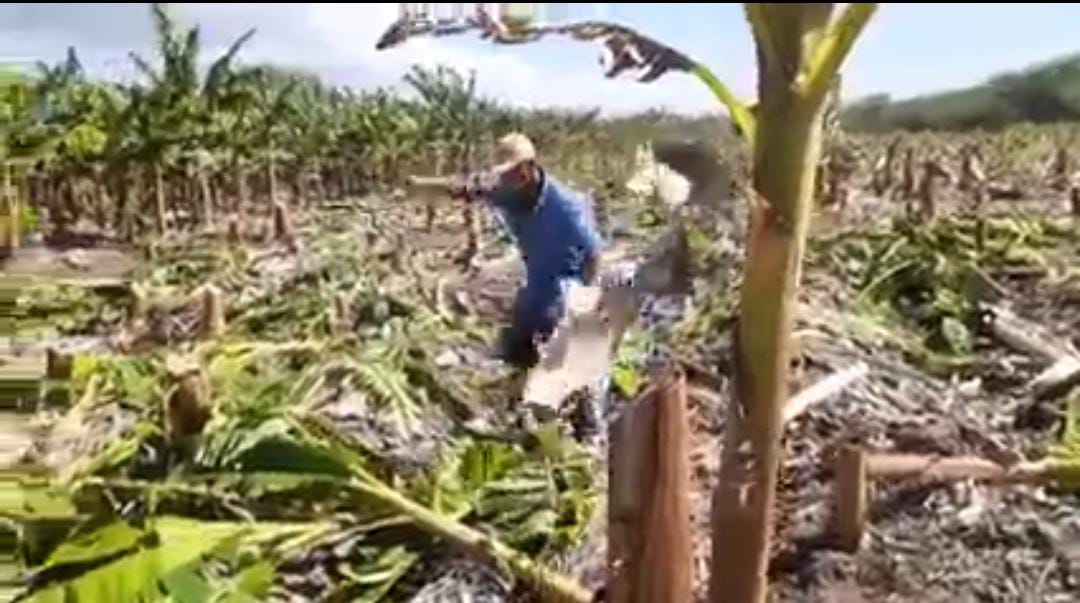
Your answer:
[294,3,715,114]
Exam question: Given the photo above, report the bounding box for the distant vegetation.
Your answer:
[842,53,1080,132]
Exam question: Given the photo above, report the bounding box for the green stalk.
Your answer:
[709,5,876,603]
[290,412,592,603]
[350,478,592,603]
[690,64,756,143]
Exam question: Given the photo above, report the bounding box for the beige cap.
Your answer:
[489,132,537,176]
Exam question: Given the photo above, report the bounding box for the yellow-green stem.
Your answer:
[710,7,841,602]
[292,412,591,603]
[351,478,592,603]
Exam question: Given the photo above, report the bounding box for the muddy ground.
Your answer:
[368,189,1080,602]
[7,187,1080,602]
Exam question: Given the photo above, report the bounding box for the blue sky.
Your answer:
[436,3,1080,113]
[3,3,1080,115]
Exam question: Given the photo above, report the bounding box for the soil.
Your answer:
[406,186,1080,602]
[10,187,1080,602]
[664,193,1080,602]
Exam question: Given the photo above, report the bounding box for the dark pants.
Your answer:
[498,275,571,369]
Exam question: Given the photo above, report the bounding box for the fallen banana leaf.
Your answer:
[289,411,594,602]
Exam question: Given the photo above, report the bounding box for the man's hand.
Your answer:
[448,173,488,202]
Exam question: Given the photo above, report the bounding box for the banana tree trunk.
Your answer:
[114,173,131,242]
[154,163,167,235]
[95,181,111,232]
[267,145,279,206]
[710,6,873,602]
[211,176,221,221]
[882,141,897,192]
[199,166,214,231]
[428,145,445,233]
[340,161,351,198]
[56,175,77,238]
[1,162,17,256]
[335,161,347,199]
[314,167,327,205]
[900,148,916,201]
[298,172,310,208]
[235,163,249,215]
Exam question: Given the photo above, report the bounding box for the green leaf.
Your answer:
[339,545,419,603]
[42,520,143,570]
[70,356,101,392]
[505,509,558,545]
[612,365,643,398]
[0,476,79,522]
[939,317,973,355]
[229,561,274,598]
[22,518,308,603]
[690,63,756,142]
[801,3,879,105]
[161,567,214,603]
[59,422,160,484]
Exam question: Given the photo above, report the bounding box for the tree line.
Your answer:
[842,53,1080,132]
[0,3,731,246]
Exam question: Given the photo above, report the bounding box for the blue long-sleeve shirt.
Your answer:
[486,173,603,284]
[484,173,604,337]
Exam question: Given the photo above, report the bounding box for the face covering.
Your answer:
[494,181,541,215]
[491,166,540,212]
[491,181,521,209]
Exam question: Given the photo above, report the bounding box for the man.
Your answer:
[451,132,604,369]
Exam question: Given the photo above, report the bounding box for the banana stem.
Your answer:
[351,478,593,603]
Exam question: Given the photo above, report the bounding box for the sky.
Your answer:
[2,3,1080,115]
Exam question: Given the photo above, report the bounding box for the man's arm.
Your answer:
[566,195,604,286]
[448,174,521,246]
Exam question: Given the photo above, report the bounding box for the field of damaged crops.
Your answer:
[5,126,1080,602]
[7,5,1080,602]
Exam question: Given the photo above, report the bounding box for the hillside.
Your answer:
[842,53,1080,131]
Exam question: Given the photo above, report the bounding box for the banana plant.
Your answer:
[377,6,877,601]
[351,90,423,186]
[0,64,45,251]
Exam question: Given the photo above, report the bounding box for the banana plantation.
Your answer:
[4,3,1080,603]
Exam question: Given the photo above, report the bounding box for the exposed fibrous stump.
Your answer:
[428,142,446,233]
[900,147,916,200]
[1052,146,1072,191]
[332,290,353,336]
[45,347,73,381]
[199,284,226,339]
[272,201,298,252]
[871,137,900,196]
[457,202,480,269]
[962,147,988,249]
[165,355,212,441]
[833,446,867,552]
[391,232,409,273]
[958,145,986,194]
[833,446,1080,551]
[226,214,242,246]
[1068,169,1080,216]
[917,158,951,221]
[824,149,855,212]
[608,365,693,603]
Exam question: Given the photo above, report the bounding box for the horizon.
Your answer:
[2,3,1079,116]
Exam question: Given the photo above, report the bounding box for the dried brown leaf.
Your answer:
[376,17,695,84]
